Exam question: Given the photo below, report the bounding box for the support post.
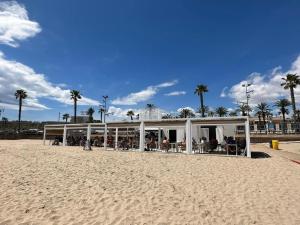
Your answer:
[104,124,107,150]
[185,119,192,154]
[115,127,118,149]
[87,124,91,141]
[43,127,46,145]
[245,118,251,158]
[158,127,161,150]
[63,125,67,146]
[139,121,145,151]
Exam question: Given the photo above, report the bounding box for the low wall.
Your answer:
[249,134,300,143]
[0,134,43,140]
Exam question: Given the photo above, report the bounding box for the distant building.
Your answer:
[70,115,89,123]
[236,116,300,134]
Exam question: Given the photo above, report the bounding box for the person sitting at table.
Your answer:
[161,137,170,152]
[148,137,156,151]
[227,136,237,153]
[209,138,218,151]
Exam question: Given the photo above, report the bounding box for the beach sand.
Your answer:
[0,140,299,225]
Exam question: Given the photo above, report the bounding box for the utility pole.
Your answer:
[242,83,253,116]
[58,112,61,122]
[102,95,108,123]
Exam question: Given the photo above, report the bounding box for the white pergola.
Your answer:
[44,116,251,157]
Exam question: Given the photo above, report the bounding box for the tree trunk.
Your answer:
[100,111,103,123]
[74,99,77,123]
[282,110,286,134]
[290,87,296,120]
[262,114,266,134]
[130,116,133,120]
[200,93,204,117]
[18,97,22,132]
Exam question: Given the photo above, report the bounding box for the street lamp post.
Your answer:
[102,95,108,123]
[242,83,253,116]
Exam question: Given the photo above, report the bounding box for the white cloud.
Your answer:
[155,80,178,88]
[226,56,300,106]
[0,1,41,47]
[165,91,186,96]
[111,80,178,105]
[220,87,228,98]
[0,52,99,110]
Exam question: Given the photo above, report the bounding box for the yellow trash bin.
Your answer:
[272,140,279,150]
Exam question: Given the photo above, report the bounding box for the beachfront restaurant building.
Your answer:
[43,117,251,157]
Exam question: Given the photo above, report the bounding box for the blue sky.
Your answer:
[1,0,300,121]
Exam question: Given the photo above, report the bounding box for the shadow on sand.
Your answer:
[251,151,271,159]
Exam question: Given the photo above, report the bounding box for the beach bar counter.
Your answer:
[44,116,251,158]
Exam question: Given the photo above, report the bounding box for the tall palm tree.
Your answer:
[62,113,70,123]
[281,73,300,120]
[215,106,228,117]
[98,106,105,123]
[70,90,81,123]
[256,102,271,132]
[237,104,252,116]
[86,107,95,123]
[274,99,291,133]
[194,84,208,117]
[126,110,135,120]
[179,108,195,118]
[15,89,27,131]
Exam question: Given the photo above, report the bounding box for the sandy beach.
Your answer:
[0,140,299,225]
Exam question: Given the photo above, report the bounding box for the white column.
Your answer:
[158,127,161,150]
[139,121,145,151]
[104,124,107,150]
[115,127,118,149]
[63,125,67,146]
[254,123,258,133]
[43,127,46,145]
[245,119,251,158]
[185,119,192,154]
[87,124,91,141]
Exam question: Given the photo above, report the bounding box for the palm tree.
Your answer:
[162,113,173,119]
[256,102,271,132]
[207,109,215,117]
[215,106,228,117]
[62,113,70,123]
[281,74,300,120]
[15,89,27,131]
[274,99,291,133]
[255,111,262,133]
[126,110,135,120]
[2,117,8,129]
[295,109,300,121]
[194,84,208,117]
[179,108,195,118]
[229,110,238,117]
[197,105,209,117]
[70,90,81,123]
[86,107,95,123]
[237,104,252,116]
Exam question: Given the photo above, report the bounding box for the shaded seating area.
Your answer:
[43,117,251,157]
